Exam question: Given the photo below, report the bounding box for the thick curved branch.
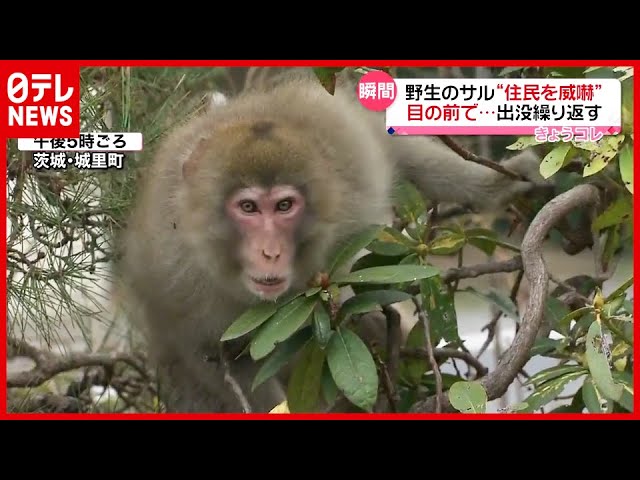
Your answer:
[410,184,601,413]
[7,337,149,389]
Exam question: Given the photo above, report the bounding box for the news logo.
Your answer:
[1,62,80,138]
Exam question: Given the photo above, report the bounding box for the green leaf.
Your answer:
[321,362,339,407]
[305,286,322,297]
[428,232,466,255]
[544,297,571,336]
[605,276,633,303]
[368,227,415,256]
[582,376,612,413]
[399,320,428,386]
[505,136,545,150]
[327,225,384,275]
[312,304,333,348]
[583,134,625,177]
[465,228,498,256]
[522,369,587,412]
[220,302,278,341]
[339,289,413,320]
[619,143,633,194]
[612,371,634,412]
[333,264,439,285]
[558,306,592,335]
[393,180,426,223]
[326,328,378,412]
[525,364,588,387]
[585,320,624,402]
[286,340,326,413]
[250,296,318,360]
[530,337,565,357]
[421,276,459,343]
[448,381,487,413]
[313,67,345,95]
[251,327,312,391]
[592,195,633,232]
[539,143,572,179]
[463,287,519,321]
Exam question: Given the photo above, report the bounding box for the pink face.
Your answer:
[226,185,305,300]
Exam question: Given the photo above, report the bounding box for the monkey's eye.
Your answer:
[239,200,258,213]
[276,198,293,212]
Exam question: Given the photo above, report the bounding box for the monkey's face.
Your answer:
[226,184,306,301]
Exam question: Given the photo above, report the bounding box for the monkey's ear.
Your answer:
[181,138,208,179]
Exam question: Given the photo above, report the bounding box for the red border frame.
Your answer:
[1,59,638,420]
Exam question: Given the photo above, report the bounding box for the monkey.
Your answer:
[115,68,546,413]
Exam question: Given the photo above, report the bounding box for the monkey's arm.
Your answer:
[388,136,544,211]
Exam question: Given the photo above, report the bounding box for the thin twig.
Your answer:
[401,347,488,378]
[407,256,523,296]
[220,347,252,413]
[477,269,524,359]
[413,299,443,412]
[438,135,527,181]
[383,305,401,406]
[371,349,398,413]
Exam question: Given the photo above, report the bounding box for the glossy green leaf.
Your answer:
[539,143,572,179]
[583,135,625,177]
[339,289,413,320]
[286,340,326,412]
[612,371,634,412]
[619,143,633,194]
[393,180,426,223]
[326,328,378,412]
[592,195,633,232]
[220,302,277,341]
[585,319,623,401]
[326,225,384,275]
[312,304,333,348]
[448,381,487,413]
[368,227,416,257]
[321,362,339,407]
[428,232,466,255]
[582,376,612,413]
[333,264,439,285]
[505,136,545,150]
[250,296,318,360]
[525,364,588,387]
[421,276,459,343]
[465,228,498,256]
[522,370,587,412]
[544,297,571,336]
[400,320,428,386]
[251,327,312,391]
[313,67,345,95]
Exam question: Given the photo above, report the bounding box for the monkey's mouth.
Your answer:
[250,275,286,287]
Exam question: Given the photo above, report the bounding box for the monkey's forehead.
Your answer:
[196,118,323,181]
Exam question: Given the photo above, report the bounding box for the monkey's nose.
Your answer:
[262,249,281,260]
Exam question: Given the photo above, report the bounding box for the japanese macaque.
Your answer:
[116,67,545,413]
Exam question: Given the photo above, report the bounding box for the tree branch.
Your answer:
[438,135,527,181]
[410,184,601,413]
[7,337,149,389]
[407,256,523,296]
[401,347,488,378]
